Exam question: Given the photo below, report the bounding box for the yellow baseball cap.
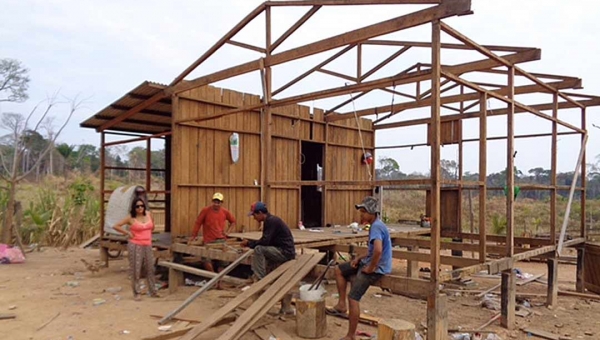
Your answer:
[212,192,224,201]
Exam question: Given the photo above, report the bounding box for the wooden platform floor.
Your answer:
[228,223,430,248]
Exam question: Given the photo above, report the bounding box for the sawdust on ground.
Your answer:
[1,247,599,340]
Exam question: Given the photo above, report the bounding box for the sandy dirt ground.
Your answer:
[1,247,600,340]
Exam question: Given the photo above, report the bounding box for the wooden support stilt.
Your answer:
[100,246,109,267]
[169,267,184,294]
[378,319,415,340]
[576,247,585,293]
[546,258,558,306]
[407,245,419,278]
[500,269,515,329]
[426,293,447,340]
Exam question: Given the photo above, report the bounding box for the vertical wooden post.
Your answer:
[323,123,329,227]
[99,132,107,266]
[458,85,464,184]
[506,66,515,257]
[546,258,558,306]
[550,93,558,244]
[169,267,184,294]
[581,107,587,240]
[478,93,487,263]
[357,43,362,82]
[427,19,445,340]
[576,247,586,292]
[500,269,515,329]
[146,138,152,192]
[165,135,172,232]
[407,245,419,278]
[261,6,273,204]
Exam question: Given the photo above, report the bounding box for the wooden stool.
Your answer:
[377,319,415,340]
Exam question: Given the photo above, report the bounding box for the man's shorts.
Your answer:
[338,261,383,301]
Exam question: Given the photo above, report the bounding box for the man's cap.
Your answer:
[212,192,224,201]
[248,201,267,216]
[355,196,379,214]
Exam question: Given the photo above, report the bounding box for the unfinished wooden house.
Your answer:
[81,1,600,338]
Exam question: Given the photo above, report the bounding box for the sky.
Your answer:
[1,0,600,175]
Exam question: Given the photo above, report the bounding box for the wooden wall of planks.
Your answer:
[170,85,374,236]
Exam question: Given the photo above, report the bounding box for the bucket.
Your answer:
[299,284,327,302]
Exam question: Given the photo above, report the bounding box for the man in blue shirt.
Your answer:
[328,196,392,340]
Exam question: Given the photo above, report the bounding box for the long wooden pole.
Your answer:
[550,93,558,243]
[581,107,587,240]
[506,67,515,258]
[557,134,588,256]
[159,249,253,325]
[478,93,487,263]
[427,19,444,340]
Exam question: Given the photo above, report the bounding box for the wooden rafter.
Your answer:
[441,71,585,133]
[97,91,166,132]
[170,4,266,86]
[273,44,355,96]
[271,5,321,52]
[360,46,411,81]
[265,0,442,6]
[168,0,472,95]
[327,49,542,122]
[374,97,600,130]
[226,40,266,53]
[363,39,533,52]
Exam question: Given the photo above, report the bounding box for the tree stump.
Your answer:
[377,319,415,340]
[296,299,326,338]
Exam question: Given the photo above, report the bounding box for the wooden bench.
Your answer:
[158,261,248,293]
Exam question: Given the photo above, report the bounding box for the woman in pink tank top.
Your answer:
[114,198,159,300]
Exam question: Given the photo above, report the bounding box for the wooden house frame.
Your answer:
[81,1,600,338]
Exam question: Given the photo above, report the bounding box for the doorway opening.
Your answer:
[301,141,323,228]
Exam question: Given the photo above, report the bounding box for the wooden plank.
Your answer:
[159,250,254,325]
[264,325,293,340]
[216,253,324,340]
[171,0,471,94]
[158,261,247,286]
[0,313,16,320]
[547,259,558,306]
[521,328,559,340]
[179,259,297,340]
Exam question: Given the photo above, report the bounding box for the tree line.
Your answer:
[376,157,600,199]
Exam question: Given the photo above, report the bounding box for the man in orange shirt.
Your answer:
[189,192,237,274]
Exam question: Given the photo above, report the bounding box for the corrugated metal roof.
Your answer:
[80,81,171,134]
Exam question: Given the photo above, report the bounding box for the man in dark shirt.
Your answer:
[240,201,295,279]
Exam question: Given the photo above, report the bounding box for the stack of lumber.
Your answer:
[176,252,325,340]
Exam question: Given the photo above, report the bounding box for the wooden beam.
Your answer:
[266,0,442,5]
[557,134,588,256]
[271,6,321,52]
[330,49,543,122]
[440,72,586,133]
[170,3,266,85]
[334,245,479,267]
[363,39,533,52]
[430,19,442,284]
[376,96,600,130]
[169,0,472,94]
[159,249,254,325]
[479,93,487,263]
[273,44,355,96]
[440,22,511,67]
[506,66,515,258]
[226,40,266,53]
[316,68,357,82]
[97,91,166,132]
[360,46,411,81]
[547,258,558,306]
[500,270,515,329]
